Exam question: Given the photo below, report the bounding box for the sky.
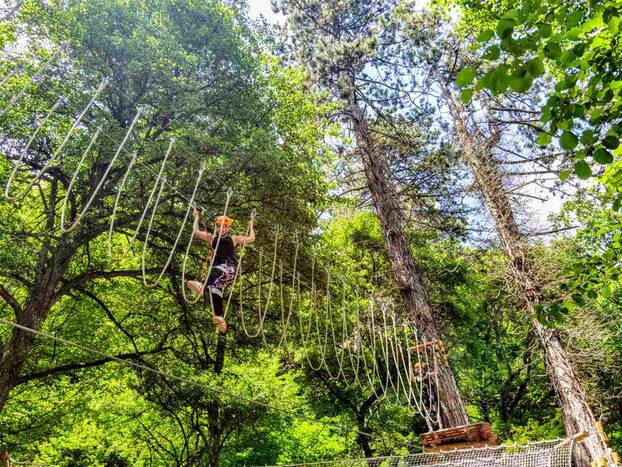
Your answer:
[247,0,284,24]
[247,0,569,240]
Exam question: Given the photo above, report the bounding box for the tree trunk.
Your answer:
[443,86,608,466]
[348,100,469,429]
[0,451,11,467]
[0,254,71,412]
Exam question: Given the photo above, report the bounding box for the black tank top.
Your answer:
[212,236,236,265]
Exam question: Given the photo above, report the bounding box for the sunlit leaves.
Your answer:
[456,67,477,87]
[573,160,592,179]
[453,0,622,189]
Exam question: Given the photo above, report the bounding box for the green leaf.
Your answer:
[456,68,477,87]
[574,160,592,179]
[560,49,575,65]
[537,23,552,38]
[536,132,551,146]
[509,75,532,92]
[593,148,614,164]
[571,293,586,306]
[491,65,511,94]
[496,19,515,39]
[567,10,583,27]
[580,130,595,144]
[460,88,474,104]
[477,29,495,42]
[558,119,573,130]
[483,45,500,60]
[603,134,620,149]
[525,58,544,77]
[559,130,579,150]
[544,41,562,59]
[559,170,571,181]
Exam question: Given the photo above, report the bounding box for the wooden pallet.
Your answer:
[420,422,499,452]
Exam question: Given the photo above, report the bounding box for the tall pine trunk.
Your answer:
[443,86,608,466]
[348,99,469,428]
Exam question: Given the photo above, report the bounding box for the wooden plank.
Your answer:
[420,422,498,448]
[423,440,498,453]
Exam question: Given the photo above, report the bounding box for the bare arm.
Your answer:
[233,220,256,246]
[193,209,214,244]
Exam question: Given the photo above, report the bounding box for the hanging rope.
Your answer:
[108,137,175,259]
[0,51,60,119]
[240,230,279,339]
[222,208,257,319]
[180,188,233,304]
[4,78,108,201]
[142,161,206,288]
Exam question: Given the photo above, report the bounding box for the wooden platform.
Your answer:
[420,422,499,452]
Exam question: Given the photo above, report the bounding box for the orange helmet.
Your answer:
[215,215,233,227]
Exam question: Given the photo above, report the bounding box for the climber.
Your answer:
[187,208,255,333]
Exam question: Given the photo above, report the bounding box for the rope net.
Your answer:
[261,438,575,467]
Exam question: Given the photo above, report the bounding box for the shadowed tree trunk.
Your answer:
[0,178,76,411]
[443,84,608,466]
[348,96,469,429]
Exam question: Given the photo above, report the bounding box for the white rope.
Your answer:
[262,436,580,467]
[275,234,299,349]
[4,95,63,193]
[5,78,108,201]
[354,290,385,401]
[59,127,102,232]
[376,301,398,399]
[299,256,325,371]
[339,281,364,390]
[0,316,418,451]
[108,137,175,259]
[240,232,279,338]
[388,307,409,403]
[318,267,342,379]
[323,269,347,380]
[142,161,205,288]
[0,51,60,119]
[0,62,23,88]
[58,103,142,233]
[222,208,257,320]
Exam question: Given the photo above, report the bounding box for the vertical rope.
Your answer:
[222,208,256,319]
[108,137,175,259]
[142,161,205,287]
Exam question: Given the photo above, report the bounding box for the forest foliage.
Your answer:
[0,0,621,465]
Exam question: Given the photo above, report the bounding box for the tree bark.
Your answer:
[443,85,608,466]
[347,99,469,429]
[0,247,73,411]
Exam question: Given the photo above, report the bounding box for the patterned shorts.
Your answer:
[207,263,236,297]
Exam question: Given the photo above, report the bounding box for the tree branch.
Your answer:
[0,285,22,315]
[14,346,171,385]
